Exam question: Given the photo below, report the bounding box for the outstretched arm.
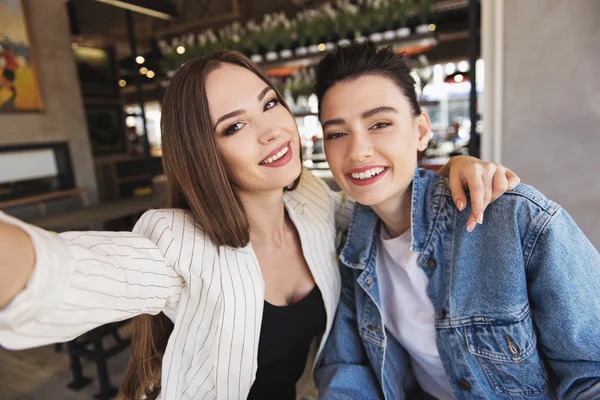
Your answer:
[0,220,35,308]
[0,211,184,349]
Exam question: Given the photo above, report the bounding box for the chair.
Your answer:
[62,320,131,399]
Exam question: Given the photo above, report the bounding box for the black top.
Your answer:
[247,285,326,400]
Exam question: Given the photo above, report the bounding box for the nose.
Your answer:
[348,132,373,163]
[256,116,282,145]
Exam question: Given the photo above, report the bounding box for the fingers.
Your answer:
[444,157,519,233]
[448,168,467,211]
[482,164,495,208]
[506,168,521,190]
[463,163,488,229]
[436,164,450,178]
[490,164,509,203]
[466,164,518,232]
[466,214,478,233]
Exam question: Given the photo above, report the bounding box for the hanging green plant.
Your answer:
[304,9,329,45]
[417,0,432,25]
[158,0,437,68]
[388,0,409,30]
[241,20,262,55]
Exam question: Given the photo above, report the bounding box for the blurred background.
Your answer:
[0,0,598,399]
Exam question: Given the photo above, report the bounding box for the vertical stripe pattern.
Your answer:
[0,169,354,399]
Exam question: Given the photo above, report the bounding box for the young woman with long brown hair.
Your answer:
[0,50,519,400]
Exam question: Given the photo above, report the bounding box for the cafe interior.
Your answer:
[0,0,598,399]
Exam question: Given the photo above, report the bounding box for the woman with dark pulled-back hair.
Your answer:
[314,41,600,400]
[0,49,519,400]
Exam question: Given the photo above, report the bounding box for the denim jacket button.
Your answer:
[427,258,436,269]
[437,309,446,319]
[367,325,381,333]
[458,380,471,391]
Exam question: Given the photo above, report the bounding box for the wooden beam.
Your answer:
[0,189,87,210]
[156,0,240,36]
[91,0,178,20]
[30,195,156,231]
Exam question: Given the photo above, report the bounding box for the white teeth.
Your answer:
[350,167,385,180]
[260,146,289,165]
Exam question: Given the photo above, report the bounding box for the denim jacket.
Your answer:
[315,168,600,400]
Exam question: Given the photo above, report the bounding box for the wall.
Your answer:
[0,0,98,203]
[501,0,600,247]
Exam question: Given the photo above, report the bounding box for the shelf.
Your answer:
[262,32,438,72]
[118,174,152,184]
[94,153,152,165]
[0,188,86,209]
[30,195,156,232]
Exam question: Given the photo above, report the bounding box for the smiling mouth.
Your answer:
[259,144,290,165]
[348,167,386,180]
[345,166,389,186]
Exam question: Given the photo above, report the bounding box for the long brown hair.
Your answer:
[120,50,300,400]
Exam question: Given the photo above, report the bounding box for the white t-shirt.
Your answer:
[376,226,454,400]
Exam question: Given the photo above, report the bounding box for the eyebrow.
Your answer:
[214,86,274,131]
[257,86,273,101]
[214,109,245,131]
[362,106,398,119]
[321,106,398,130]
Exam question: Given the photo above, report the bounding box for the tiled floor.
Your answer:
[0,338,129,400]
[0,327,317,400]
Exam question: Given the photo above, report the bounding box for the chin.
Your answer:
[290,155,303,174]
[352,193,387,207]
[278,161,303,188]
[342,186,390,207]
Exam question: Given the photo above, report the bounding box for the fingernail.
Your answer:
[457,200,465,211]
[476,212,484,224]
[467,221,477,232]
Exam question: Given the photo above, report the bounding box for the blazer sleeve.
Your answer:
[0,209,185,350]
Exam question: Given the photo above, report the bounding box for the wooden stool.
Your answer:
[64,320,131,400]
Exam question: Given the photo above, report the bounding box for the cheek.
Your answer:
[378,127,416,152]
[282,113,299,134]
[324,144,344,173]
[218,150,239,182]
[217,140,253,179]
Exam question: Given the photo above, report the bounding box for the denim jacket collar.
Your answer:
[339,167,446,270]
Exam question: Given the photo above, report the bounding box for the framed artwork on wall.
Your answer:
[0,0,44,112]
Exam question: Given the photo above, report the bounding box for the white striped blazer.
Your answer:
[0,169,353,400]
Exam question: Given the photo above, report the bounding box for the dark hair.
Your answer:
[120,50,299,400]
[315,41,421,117]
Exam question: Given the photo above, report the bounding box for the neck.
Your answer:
[237,188,288,245]
[372,184,413,239]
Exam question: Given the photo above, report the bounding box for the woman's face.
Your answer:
[320,74,431,208]
[206,63,302,194]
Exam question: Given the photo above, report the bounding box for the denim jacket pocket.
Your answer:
[465,311,548,396]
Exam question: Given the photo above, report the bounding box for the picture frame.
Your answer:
[0,0,44,112]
